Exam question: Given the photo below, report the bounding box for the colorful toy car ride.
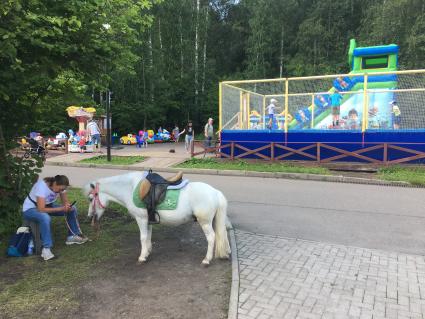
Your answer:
[120,134,137,145]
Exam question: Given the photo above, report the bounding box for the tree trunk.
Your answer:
[201,5,209,101]
[142,58,147,128]
[158,18,165,81]
[194,0,200,113]
[148,30,154,104]
[279,25,284,78]
[158,18,163,51]
[179,11,184,79]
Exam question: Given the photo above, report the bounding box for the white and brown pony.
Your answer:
[83,172,231,265]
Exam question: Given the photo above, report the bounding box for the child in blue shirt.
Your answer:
[330,90,343,127]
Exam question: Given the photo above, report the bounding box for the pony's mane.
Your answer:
[82,172,146,197]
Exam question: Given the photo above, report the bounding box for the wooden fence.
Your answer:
[191,140,425,164]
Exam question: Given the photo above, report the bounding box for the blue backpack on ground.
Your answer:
[7,227,33,257]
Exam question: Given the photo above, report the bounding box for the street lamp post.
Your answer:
[102,23,112,162]
[106,90,111,162]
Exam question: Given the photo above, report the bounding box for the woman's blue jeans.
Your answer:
[23,204,81,248]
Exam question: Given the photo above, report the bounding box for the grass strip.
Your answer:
[79,155,145,165]
[378,166,425,186]
[176,158,331,175]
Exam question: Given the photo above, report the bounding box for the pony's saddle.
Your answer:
[139,170,183,224]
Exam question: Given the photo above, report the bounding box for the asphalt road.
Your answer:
[41,165,425,255]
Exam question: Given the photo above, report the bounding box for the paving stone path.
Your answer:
[236,230,425,319]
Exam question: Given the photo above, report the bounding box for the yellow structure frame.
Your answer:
[219,69,425,133]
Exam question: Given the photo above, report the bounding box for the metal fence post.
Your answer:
[311,94,315,128]
[284,79,289,133]
[219,82,223,132]
[362,74,368,133]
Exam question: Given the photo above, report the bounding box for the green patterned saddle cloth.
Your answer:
[132,179,181,210]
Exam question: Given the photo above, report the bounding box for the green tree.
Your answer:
[0,0,158,238]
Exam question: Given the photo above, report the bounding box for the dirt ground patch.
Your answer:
[73,223,231,319]
[0,222,230,319]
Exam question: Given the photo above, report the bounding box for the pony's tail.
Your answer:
[214,190,231,259]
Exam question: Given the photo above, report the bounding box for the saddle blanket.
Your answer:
[132,179,189,209]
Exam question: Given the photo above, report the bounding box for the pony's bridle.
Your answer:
[90,183,105,227]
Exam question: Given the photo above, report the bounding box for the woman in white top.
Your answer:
[87,119,101,150]
[22,175,87,260]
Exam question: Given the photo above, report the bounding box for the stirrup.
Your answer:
[148,212,160,225]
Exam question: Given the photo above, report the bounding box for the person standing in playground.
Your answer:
[143,129,148,148]
[266,98,280,130]
[180,120,194,153]
[172,124,180,143]
[204,118,214,148]
[78,135,86,154]
[330,90,343,127]
[137,130,144,149]
[87,119,101,152]
[390,100,401,129]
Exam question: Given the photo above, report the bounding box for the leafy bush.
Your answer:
[0,151,43,239]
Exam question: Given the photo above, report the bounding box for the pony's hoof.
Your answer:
[201,259,210,266]
[138,257,147,263]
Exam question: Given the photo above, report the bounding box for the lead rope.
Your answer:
[28,194,83,239]
[90,183,105,240]
[64,211,84,238]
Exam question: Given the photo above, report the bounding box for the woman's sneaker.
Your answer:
[41,248,55,261]
[66,235,89,245]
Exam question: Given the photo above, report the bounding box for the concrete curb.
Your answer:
[46,160,415,188]
[228,225,239,319]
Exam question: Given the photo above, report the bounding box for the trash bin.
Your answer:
[112,133,118,145]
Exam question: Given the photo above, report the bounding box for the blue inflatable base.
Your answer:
[220,130,425,163]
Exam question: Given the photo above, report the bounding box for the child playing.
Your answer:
[390,101,401,129]
[137,130,144,148]
[143,130,148,148]
[330,90,343,127]
[78,136,86,154]
[172,125,180,143]
[266,99,280,130]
